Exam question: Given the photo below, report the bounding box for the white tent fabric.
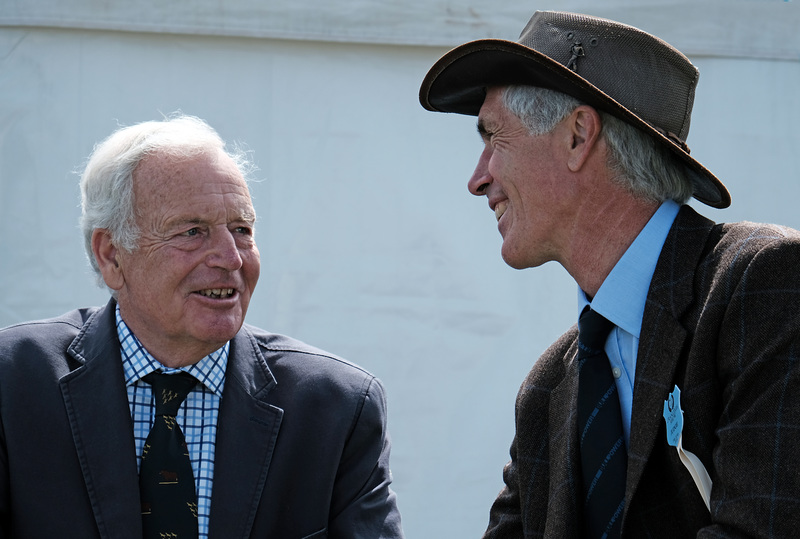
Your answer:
[2,0,799,57]
[1,2,800,537]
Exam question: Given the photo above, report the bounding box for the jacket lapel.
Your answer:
[60,300,143,539]
[208,326,283,539]
[626,206,715,503]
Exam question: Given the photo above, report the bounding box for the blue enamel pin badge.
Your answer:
[662,385,683,447]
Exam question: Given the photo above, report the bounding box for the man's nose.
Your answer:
[206,228,243,270]
[467,147,492,196]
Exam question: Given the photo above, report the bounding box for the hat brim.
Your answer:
[420,39,731,209]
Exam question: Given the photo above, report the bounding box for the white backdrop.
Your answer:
[2,1,800,537]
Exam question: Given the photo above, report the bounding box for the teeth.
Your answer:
[199,288,234,299]
[495,201,508,221]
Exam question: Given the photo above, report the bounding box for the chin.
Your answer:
[196,314,245,343]
[503,259,531,271]
[501,244,528,270]
[500,227,556,268]
[501,247,544,271]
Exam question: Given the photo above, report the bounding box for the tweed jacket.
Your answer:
[0,300,403,538]
[484,205,800,538]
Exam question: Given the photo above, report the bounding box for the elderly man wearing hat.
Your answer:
[421,10,800,539]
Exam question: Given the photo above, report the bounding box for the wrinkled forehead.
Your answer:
[135,149,246,188]
[133,150,253,215]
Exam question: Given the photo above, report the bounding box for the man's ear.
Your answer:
[91,229,125,291]
[566,105,603,172]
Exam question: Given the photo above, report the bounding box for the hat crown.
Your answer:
[418,10,731,208]
[522,11,698,142]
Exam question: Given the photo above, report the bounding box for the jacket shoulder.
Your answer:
[240,324,380,388]
[524,326,577,388]
[0,307,100,351]
[716,220,800,250]
[699,220,800,291]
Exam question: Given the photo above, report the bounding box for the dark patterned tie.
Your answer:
[576,307,627,538]
[140,372,199,539]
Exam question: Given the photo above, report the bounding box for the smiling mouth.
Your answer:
[197,288,235,299]
[495,201,508,221]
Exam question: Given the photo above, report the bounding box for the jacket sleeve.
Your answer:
[0,408,8,538]
[482,435,525,538]
[699,236,800,538]
[328,377,404,539]
[483,332,577,538]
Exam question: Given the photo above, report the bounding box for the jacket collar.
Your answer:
[209,326,284,537]
[625,205,715,507]
[62,299,143,539]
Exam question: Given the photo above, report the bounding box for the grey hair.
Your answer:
[501,85,693,204]
[79,113,255,287]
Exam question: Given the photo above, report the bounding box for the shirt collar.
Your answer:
[116,305,228,397]
[578,200,680,338]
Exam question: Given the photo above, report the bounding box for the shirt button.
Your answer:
[612,367,622,379]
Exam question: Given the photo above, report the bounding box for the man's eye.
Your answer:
[184,228,200,236]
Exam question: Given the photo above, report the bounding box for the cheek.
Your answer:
[243,251,261,287]
[490,152,527,193]
[139,257,199,301]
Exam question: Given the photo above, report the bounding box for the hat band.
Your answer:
[653,127,691,154]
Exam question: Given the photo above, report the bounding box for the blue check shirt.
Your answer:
[116,306,227,539]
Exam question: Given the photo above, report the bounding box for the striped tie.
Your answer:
[576,308,627,538]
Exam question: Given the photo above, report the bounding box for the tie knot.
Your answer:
[578,308,614,358]
[143,372,197,416]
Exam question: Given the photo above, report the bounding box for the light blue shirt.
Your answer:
[116,306,227,539]
[578,200,680,447]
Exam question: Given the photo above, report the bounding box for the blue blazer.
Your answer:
[0,300,403,538]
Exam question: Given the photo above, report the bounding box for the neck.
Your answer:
[562,189,659,298]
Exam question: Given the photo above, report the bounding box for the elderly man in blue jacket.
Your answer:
[0,114,404,539]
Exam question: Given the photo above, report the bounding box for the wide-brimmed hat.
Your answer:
[419,10,731,208]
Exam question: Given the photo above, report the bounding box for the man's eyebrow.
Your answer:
[167,217,206,228]
[163,211,256,229]
[235,210,257,224]
[476,119,489,139]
